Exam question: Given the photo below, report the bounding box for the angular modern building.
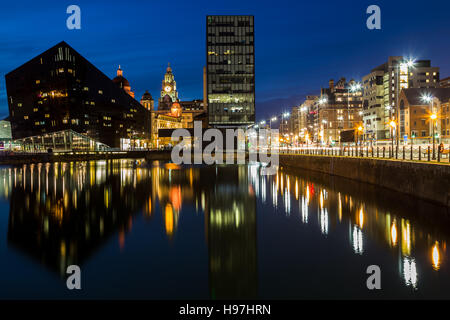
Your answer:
[5,41,151,150]
[206,15,255,128]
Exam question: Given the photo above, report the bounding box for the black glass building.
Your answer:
[206,15,255,128]
[5,41,151,149]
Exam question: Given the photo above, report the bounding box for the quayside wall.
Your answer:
[279,154,450,207]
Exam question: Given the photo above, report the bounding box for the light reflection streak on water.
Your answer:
[0,163,448,292]
[260,168,449,290]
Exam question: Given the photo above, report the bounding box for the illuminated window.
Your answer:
[98,90,103,94]
[36,80,40,84]
[33,108,38,112]
[18,103,22,107]
[83,87,89,91]
[45,114,50,118]
[24,115,29,119]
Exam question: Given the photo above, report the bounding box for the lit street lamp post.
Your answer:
[422,94,437,160]
[389,120,396,157]
[431,113,437,160]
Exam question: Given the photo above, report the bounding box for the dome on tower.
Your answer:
[112,65,130,88]
[113,76,130,89]
[141,90,153,101]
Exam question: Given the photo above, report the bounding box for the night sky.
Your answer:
[0,0,449,121]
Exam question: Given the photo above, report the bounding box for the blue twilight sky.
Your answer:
[0,0,449,121]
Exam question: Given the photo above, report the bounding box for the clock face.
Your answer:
[164,86,172,93]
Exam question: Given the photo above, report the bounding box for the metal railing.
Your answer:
[279,145,450,163]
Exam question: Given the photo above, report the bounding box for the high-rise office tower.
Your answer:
[206,15,255,128]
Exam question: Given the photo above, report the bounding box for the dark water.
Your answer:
[0,159,449,299]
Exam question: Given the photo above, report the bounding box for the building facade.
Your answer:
[399,88,450,144]
[206,15,255,127]
[159,63,179,111]
[362,57,440,142]
[151,102,183,148]
[5,41,151,149]
[440,77,450,88]
[313,78,363,145]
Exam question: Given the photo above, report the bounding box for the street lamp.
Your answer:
[422,94,437,160]
[431,113,437,160]
[357,126,364,154]
[270,117,277,130]
[389,120,396,155]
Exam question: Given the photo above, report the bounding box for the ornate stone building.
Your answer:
[159,63,179,110]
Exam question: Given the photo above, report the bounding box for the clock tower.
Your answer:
[159,63,179,110]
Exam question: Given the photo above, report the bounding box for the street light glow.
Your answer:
[350,83,362,92]
[430,113,437,120]
[319,97,327,104]
[271,117,277,122]
[421,94,433,104]
[389,120,396,128]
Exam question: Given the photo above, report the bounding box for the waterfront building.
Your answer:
[440,77,450,88]
[206,15,255,128]
[151,101,183,148]
[362,57,440,141]
[5,41,151,150]
[0,119,12,150]
[112,66,135,98]
[295,95,318,142]
[156,64,207,130]
[140,90,155,111]
[158,63,179,111]
[313,78,363,145]
[399,87,450,144]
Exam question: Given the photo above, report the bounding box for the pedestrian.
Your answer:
[439,143,444,154]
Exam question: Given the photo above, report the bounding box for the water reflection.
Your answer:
[250,165,450,293]
[0,160,257,298]
[0,160,449,298]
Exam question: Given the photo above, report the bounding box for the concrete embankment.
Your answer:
[279,154,450,207]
